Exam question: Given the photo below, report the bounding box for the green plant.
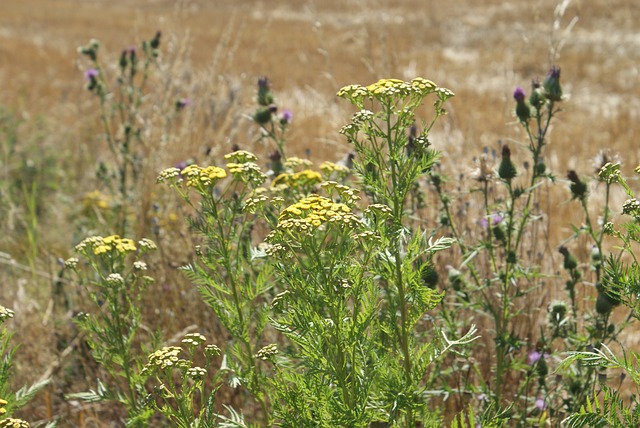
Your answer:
[0,306,49,425]
[64,235,158,426]
[78,33,161,236]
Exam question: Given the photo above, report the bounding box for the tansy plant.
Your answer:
[156,77,475,427]
[142,333,234,427]
[158,151,275,426]
[319,78,476,427]
[0,306,49,425]
[64,235,158,426]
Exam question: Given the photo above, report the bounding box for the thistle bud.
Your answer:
[498,146,517,181]
[513,87,530,123]
[150,31,162,49]
[253,106,273,125]
[595,292,614,314]
[420,263,439,289]
[529,79,546,109]
[558,246,578,270]
[119,49,128,72]
[257,77,275,106]
[84,68,100,92]
[567,170,588,200]
[79,39,100,61]
[543,66,563,102]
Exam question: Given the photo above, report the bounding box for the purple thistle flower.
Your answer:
[175,98,192,111]
[513,86,526,102]
[84,68,99,81]
[535,397,546,411]
[528,349,550,365]
[480,213,503,228]
[280,109,293,125]
[528,350,542,364]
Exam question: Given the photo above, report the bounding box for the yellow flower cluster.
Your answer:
[156,167,181,184]
[186,366,207,380]
[226,161,266,185]
[0,419,29,428]
[181,332,206,347]
[320,161,350,178]
[255,343,278,361]
[598,162,621,184]
[82,190,110,210]
[224,150,258,163]
[181,164,227,188]
[0,398,6,415]
[284,157,313,170]
[337,77,450,107]
[272,170,323,189]
[146,346,187,370]
[0,306,14,322]
[276,195,360,232]
[321,182,361,205]
[204,344,222,358]
[75,235,137,256]
[138,238,157,251]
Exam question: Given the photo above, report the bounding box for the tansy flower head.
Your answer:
[598,162,621,184]
[284,157,313,171]
[157,167,182,184]
[226,161,266,185]
[182,333,206,347]
[0,306,13,323]
[255,344,278,361]
[187,366,207,380]
[224,150,258,164]
[181,164,227,189]
[0,419,30,428]
[146,346,184,370]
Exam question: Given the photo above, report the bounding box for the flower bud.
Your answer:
[558,246,577,270]
[513,87,530,123]
[253,106,273,125]
[543,66,563,102]
[150,31,161,49]
[498,146,517,181]
[595,292,614,314]
[257,77,275,106]
[529,79,546,109]
[567,170,588,200]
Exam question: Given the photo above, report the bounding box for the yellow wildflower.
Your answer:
[0,418,30,428]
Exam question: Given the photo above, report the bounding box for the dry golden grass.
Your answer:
[1,0,640,424]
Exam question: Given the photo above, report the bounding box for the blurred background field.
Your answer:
[1,0,640,424]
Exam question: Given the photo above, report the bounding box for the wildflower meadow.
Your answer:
[1,0,640,427]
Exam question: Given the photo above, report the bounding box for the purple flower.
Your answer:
[175,98,192,110]
[513,86,526,102]
[84,68,99,81]
[280,109,293,125]
[480,213,503,228]
[535,397,546,410]
[528,350,542,364]
[528,350,550,365]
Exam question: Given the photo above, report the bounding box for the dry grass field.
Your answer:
[1,0,640,425]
